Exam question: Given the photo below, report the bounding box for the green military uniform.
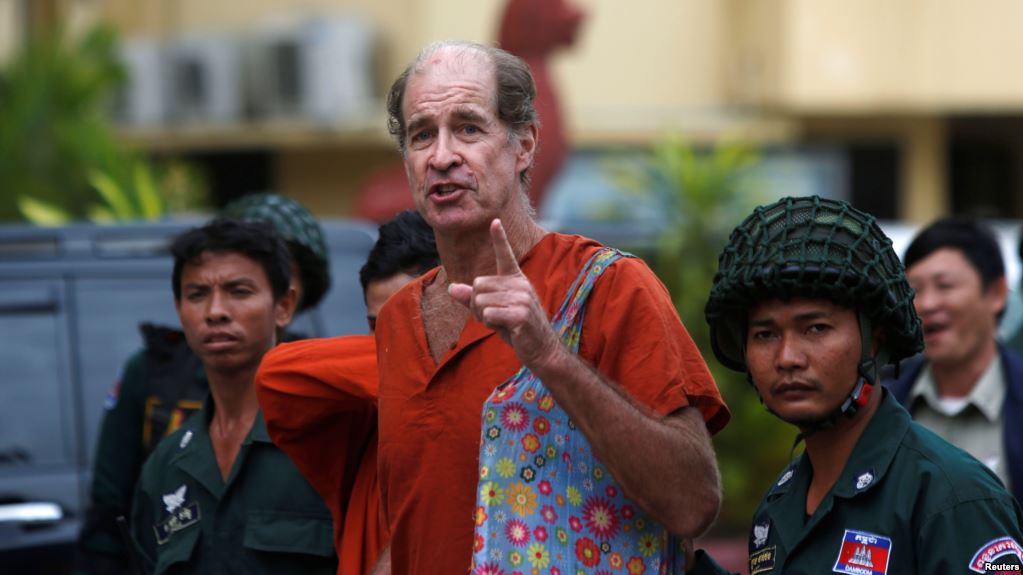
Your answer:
[78,192,332,574]
[76,327,207,574]
[77,327,315,573]
[692,390,1023,575]
[131,396,336,575]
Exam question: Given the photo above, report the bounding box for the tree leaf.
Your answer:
[17,196,72,225]
[89,169,136,219]
[87,205,116,223]
[133,163,164,220]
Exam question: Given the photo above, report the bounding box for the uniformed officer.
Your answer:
[693,196,1023,574]
[130,218,336,574]
[74,194,331,575]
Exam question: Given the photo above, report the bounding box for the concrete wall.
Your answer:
[734,0,1023,112]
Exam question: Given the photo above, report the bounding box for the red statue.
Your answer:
[498,0,585,209]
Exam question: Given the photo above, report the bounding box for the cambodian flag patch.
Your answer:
[833,529,891,575]
[968,536,1023,573]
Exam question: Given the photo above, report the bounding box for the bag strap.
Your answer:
[552,247,630,350]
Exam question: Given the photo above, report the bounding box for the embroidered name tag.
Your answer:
[749,546,777,575]
[833,529,892,575]
[154,502,201,545]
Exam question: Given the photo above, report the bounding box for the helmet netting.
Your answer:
[705,195,922,372]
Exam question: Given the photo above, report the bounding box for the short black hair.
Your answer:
[904,217,1005,289]
[359,210,439,294]
[171,218,292,302]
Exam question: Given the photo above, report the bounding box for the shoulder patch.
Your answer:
[968,536,1023,574]
[833,529,892,575]
[104,380,121,410]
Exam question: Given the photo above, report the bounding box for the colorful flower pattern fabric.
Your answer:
[471,248,686,575]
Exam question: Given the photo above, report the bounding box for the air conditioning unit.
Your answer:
[113,38,167,127]
[244,15,375,125]
[165,33,244,124]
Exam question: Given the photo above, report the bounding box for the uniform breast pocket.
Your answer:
[243,510,335,557]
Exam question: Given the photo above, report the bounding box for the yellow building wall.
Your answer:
[97,0,738,138]
[736,0,1023,112]
[88,0,1023,220]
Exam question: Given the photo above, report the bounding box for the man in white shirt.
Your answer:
[886,217,1023,503]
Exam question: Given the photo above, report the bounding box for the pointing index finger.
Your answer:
[491,219,521,276]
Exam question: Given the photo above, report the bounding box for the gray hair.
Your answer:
[386,41,539,188]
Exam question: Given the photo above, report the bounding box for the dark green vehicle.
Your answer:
[0,219,376,573]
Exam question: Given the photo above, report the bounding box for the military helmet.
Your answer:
[705,195,922,373]
[222,193,330,312]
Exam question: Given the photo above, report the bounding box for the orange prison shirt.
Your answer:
[256,335,387,575]
[375,233,730,575]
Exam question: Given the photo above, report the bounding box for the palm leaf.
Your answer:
[133,163,163,219]
[89,169,135,219]
[17,196,71,225]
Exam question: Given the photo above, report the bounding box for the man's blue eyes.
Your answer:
[410,126,480,142]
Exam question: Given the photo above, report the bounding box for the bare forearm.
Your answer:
[531,344,721,537]
[453,220,721,535]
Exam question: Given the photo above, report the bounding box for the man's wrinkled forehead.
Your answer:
[413,44,493,77]
[405,46,497,111]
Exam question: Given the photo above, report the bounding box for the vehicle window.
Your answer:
[0,282,69,468]
[75,279,181,465]
[316,225,377,337]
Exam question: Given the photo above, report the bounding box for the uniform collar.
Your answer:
[827,389,910,499]
[246,409,272,444]
[168,396,222,498]
[167,395,271,498]
[910,355,1005,422]
[762,389,911,555]
[191,393,271,443]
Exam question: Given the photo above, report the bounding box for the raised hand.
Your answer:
[448,219,562,368]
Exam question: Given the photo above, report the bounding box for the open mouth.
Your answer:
[923,322,948,336]
[429,183,465,199]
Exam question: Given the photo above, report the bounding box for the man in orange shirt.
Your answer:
[256,211,438,575]
[374,41,730,574]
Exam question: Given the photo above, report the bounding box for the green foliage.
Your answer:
[611,137,796,535]
[0,25,123,220]
[17,195,71,225]
[0,25,209,223]
[16,160,209,224]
